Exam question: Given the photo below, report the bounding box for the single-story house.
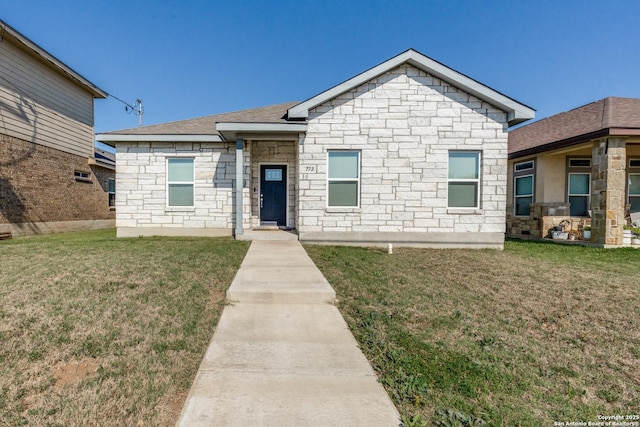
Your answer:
[506,97,640,246]
[0,19,114,237]
[97,49,534,248]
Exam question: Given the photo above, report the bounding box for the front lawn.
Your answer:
[306,240,640,426]
[0,229,249,426]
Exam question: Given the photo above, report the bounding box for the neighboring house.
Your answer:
[507,97,640,246]
[97,49,534,248]
[0,20,114,237]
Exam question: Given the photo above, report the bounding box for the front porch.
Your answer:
[507,137,640,246]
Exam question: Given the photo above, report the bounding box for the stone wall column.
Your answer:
[591,138,626,245]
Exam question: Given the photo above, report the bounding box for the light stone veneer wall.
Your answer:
[115,141,251,237]
[249,141,297,228]
[297,64,508,247]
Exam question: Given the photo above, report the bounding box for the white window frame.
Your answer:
[514,174,534,217]
[513,159,535,216]
[568,158,591,168]
[628,172,640,212]
[108,178,116,208]
[327,151,360,208]
[568,172,591,217]
[74,170,91,182]
[166,158,195,207]
[447,151,481,209]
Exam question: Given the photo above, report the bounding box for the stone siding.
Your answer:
[115,142,250,233]
[297,64,508,236]
[249,141,297,227]
[0,133,115,235]
[591,138,626,245]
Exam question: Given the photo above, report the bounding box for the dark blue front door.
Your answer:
[260,165,287,226]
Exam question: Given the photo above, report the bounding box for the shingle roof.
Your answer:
[103,102,298,135]
[509,97,640,158]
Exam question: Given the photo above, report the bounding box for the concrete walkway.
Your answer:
[176,240,400,426]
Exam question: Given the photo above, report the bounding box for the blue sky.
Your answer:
[3,0,640,150]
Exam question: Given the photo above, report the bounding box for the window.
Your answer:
[567,158,591,217]
[629,174,640,212]
[513,160,535,216]
[448,151,480,208]
[569,158,591,168]
[629,159,640,213]
[167,158,194,206]
[568,173,590,216]
[74,170,91,182]
[327,151,360,207]
[108,178,116,207]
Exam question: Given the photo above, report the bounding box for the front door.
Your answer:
[260,165,287,226]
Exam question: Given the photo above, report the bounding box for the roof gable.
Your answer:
[287,49,534,127]
[0,19,107,98]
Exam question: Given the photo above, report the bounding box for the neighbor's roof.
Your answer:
[0,19,107,98]
[288,48,535,127]
[509,97,640,159]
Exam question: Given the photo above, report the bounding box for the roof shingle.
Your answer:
[104,102,298,136]
[509,97,640,157]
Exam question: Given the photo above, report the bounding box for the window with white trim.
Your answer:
[629,159,640,213]
[167,158,194,207]
[327,151,360,207]
[567,158,590,216]
[568,173,590,216]
[108,178,116,207]
[448,151,480,208]
[513,160,534,216]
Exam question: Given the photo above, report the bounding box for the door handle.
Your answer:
[260,194,264,208]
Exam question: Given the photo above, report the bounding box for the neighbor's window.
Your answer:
[108,178,116,207]
[514,160,534,216]
[327,151,360,207]
[567,158,591,216]
[448,151,480,208]
[629,159,640,213]
[74,170,91,182]
[568,173,590,216]
[167,158,194,206]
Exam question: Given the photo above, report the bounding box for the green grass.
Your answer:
[306,240,640,426]
[0,229,249,426]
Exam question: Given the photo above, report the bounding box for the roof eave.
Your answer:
[215,122,307,141]
[95,134,224,146]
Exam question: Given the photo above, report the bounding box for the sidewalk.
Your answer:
[176,240,400,426]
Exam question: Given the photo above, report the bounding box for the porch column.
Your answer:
[591,137,626,245]
[235,138,244,236]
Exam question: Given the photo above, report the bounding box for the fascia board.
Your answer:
[215,122,308,132]
[95,134,224,143]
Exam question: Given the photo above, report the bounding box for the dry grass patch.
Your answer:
[306,240,640,426]
[0,229,248,426]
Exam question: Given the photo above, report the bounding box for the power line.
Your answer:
[109,94,144,127]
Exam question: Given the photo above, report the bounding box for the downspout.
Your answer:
[235,138,244,236]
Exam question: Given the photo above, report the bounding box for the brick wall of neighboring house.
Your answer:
[0,133,115,233]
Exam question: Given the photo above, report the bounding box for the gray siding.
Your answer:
[0,38,95,158]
